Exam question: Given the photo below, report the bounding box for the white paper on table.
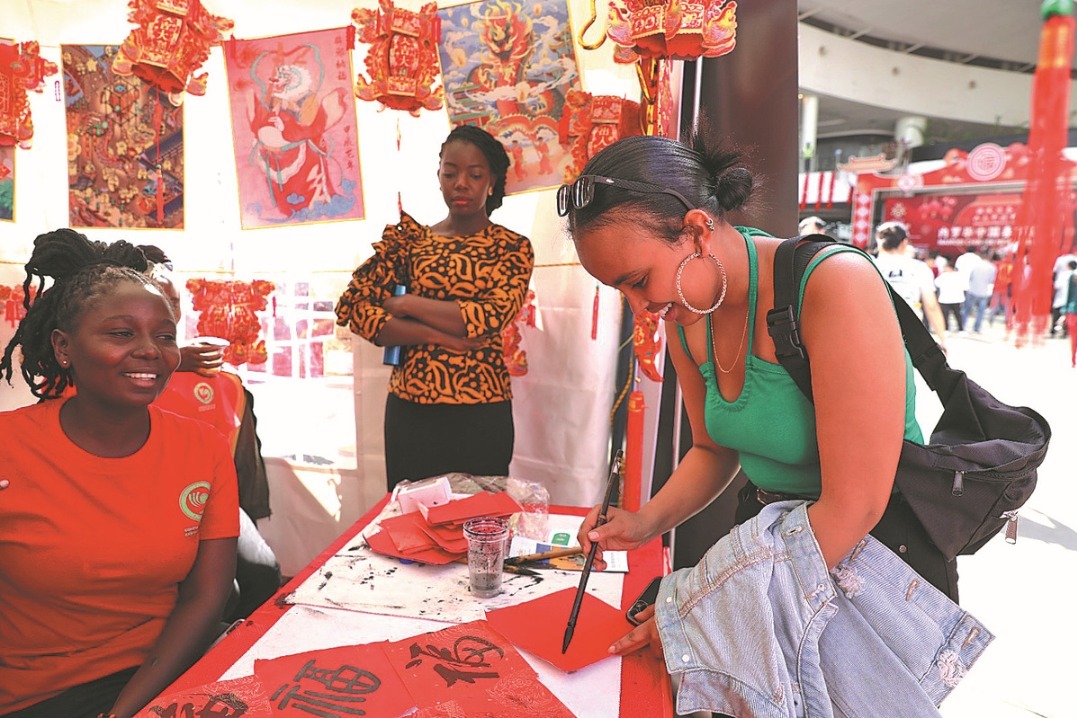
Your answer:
[285,540,623,624]
[219,605,621,718]
[509,513,629,572]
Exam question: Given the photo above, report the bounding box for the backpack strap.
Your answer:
[766,235,953,405]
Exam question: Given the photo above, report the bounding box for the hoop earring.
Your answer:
[675,252,728,314]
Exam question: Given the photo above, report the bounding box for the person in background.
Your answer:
[872,222,948,349]
[1061,261,1077,367]
[1052,258,1077,338]
[798,215,826,236]
[935,263,967,333]
[989,251,1014,330]
[138,245,281,622]
[963,246,997,334]
[563,131,960,713]
[335,125,534,491]
[0,229,238,718]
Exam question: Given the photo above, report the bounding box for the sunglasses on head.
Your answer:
[556,174,695,217]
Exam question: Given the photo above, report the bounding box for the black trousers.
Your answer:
[2,667,138,718]
[735,482,959,602]
[384,394,514,492]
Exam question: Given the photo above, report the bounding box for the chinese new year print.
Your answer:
[62,45,185,229]
[0,146,12,221]
[224,28,365,229]
[437,0,583,194]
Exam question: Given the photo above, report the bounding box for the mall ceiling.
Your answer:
[799,0,1061,143]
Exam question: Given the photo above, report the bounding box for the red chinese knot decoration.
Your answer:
[352,0,444,115]
[607,0,737,63]
[559,91,642,181]
[632,309,663,383]
[112,0,233,103]
[185,279,275,366]
[0,41,58,149]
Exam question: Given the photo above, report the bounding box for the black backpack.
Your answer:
[765,236,1050,561]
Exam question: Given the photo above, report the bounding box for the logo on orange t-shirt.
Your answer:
[193,381,214,405]
[179,481,211,528]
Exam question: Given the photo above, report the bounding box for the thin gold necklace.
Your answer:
[712,305,750,374]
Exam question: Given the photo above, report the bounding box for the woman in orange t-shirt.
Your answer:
[0,229,239,718]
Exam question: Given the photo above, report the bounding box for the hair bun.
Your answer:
[715,167,752,212]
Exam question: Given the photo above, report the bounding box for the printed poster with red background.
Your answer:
[436,0,583,194]
[224,28,365,229]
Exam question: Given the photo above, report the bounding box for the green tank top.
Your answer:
[677,228,924,495]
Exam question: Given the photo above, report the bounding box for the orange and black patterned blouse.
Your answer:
[335,212,534,405]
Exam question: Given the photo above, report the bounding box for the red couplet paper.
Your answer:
[423,491,522,527]
[379,512,444,555]
[380,620,572,716]
[134,675,273,717]
[485,588,634,672]
[366,526,459,565]
[254,643,417,717]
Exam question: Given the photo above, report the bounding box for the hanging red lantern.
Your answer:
[112,0,233,104]
[607,0,738,63]
[0,40,58,149]
[559,91,642,181]
[185,278,275,366]
[352,0,444,116]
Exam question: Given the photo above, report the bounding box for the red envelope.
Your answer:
[366,527,459,565]
[424,491,522,527]
[416,520,469,554]
[254,643,416,717]
[134,675,272,717]
[379,512,443,555]
[485,588,634,672]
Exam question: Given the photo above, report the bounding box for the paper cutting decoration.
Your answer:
[607,0,738,63]
[0,40,57,149]
[352,0,444,115]
[559,90,642,182]
[186,278,275,365]
[436,0,584,194]
[134,675,272,717]
[62,45,184,228]
[1,283,30,326]
[383,620,574,716]
[224,28,365,229]
[112,0,233,104]
[633,309,663,383]
[254,644,416,717]
[0,146,12,220]
[502,289,535,377]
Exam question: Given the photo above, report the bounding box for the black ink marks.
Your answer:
[270,659,381,716]
[405,635,506,687]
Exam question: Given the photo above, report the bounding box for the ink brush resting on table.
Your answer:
[562,450,624,654]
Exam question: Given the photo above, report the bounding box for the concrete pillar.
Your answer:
[895,115,928,150]
[800,93,819,172]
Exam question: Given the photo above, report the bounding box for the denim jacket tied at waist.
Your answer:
[655,501,993,718]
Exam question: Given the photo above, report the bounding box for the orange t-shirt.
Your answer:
[0,399,239,713]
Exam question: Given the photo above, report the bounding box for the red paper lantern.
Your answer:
[112,0,233,104]
[0,41,58,149]
[185,278,275,366]
[607,0,738,63]
[559,91,642,181]
[352,0,444,115]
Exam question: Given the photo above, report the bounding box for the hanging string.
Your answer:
[396,116,403,216]
[153,93,164,224]
[577,0,608,50]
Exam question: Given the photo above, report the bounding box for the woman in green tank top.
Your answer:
[559,131,957,661]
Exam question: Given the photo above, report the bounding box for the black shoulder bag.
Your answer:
[765,235,1050,561]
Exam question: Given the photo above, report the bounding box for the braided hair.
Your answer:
[440,125,511,216]
[0,228,159,400]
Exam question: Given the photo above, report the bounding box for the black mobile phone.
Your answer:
[626,577,663,625]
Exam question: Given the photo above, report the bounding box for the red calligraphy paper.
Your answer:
[134,675,272,717]
[366,525,459,565]
[254,643,416,717]
[378,512,446,555]
[485,588,633,672]
[382,620,572,716]
[422,491,522,527]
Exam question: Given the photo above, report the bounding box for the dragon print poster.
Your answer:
[62,45,184,229]
[437,0,583,194]
[224,28,365,229]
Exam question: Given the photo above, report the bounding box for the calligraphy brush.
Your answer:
[562,450,624,654]
[504,546,584,566]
